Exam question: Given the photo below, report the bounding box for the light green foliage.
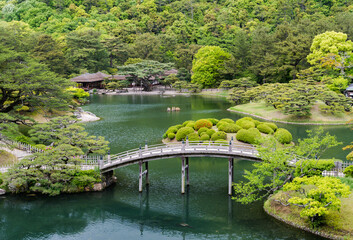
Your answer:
[175,127,194,141]
[264,122,278,131]
[307,31,353,76]
[211,131,227,141]
[194,119,213,131]
[67,87,89,103]
[29,116,109,155]
[191,46,232,87]
[237,120,255,130]
[343,165,353,177]
[187,132,199,141]
[233,129,340,204]
[322,76,349,93]
[200,134,210,141]
[206,129,216,137]
[182,120,194,127]
[256,124,274,134]
[283,176,350,225]
[236,128,261,144]
[166,126,178,135]
[167,133,175,140]
[185,122,195,129]
[207,118,219,125]
[197,127,209,136]
[218,123,242,133]
[274,128,292,144]
[294,159,335,177]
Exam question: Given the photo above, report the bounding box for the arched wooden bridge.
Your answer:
[98,141,261,195]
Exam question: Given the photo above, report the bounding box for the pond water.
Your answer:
[1,94,351,240]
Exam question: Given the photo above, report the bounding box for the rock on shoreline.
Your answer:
[74,107,100,122]
[0,189,6,195]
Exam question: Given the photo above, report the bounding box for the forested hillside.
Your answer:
[1,0,353,84]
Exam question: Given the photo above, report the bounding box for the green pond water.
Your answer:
[1,94,352,240]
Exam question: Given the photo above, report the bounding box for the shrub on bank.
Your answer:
[274,128,292,144]
[194,119,213,130]
[166,126,178,135]
[187,132,200,141]
[176,127,195,141]
[198,127,209,136]
[343,165,353,177]
[237,120,255,129]
[200,133,210,141]
[206,129,216,137]
[211,131,227,141]
[264,122,278,131]
[182,120,194,127]
[218,123,242,133]
[236,128,261,144]
[257,124,274,134]
[168,133,175,140]
[186,122,195,129]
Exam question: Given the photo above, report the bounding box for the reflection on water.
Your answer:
[0,95,345,239]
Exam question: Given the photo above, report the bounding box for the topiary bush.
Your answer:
[200,134,210,141]
[295,159,335,177]
[237,120,255,129]
[236,128,261,144]
[208,118,219,125]
[174,124,183,130]
[274,128,292,144]
[218,123,242,133]
[211,131,227,141]
[163,133,167,139]
[168,133,175,140]
[264,122,278,131]
[257,124,274,134]
[220,118,235,124]
[206,129,216,137]
[166,126,178,134]
[187,132,200,141]
[176,127,195,141]
[194,119,213,130]
[253,120,261,127]
[198,127,209,136]
[186,122,195,129]
[182,120,194,127]
[344,165,353,177]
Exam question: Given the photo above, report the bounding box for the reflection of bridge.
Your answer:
[99,141,260,195]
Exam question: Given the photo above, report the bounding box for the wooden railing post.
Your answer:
[139,145,142,157]
[145,141,148,150]
[229,141,232,152]
[108,150,111,164]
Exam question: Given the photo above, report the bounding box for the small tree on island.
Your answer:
[117,60,173,91]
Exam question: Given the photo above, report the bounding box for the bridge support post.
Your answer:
[181,156,185,194]
[145,162,149,185]
[139,161,143,192]
[186,157,189,186]
[228,158,234,196]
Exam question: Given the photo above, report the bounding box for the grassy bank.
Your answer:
[229,101,353,124]
[264,189,353,239]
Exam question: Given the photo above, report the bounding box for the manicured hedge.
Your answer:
[264,122,278,131]
[198,127,209,136]
[194,119,213,130]
[182,120,194,127]
[256,124,274,134]
[176,127,195,141]
[187,132,200,141]
[211,131,227,141]
[295,159,335,177]
[236,128,261,144]
[274,128,292,144]
[186,122,195,129]
[166,126,178,134]
[206,129,216,137]
[168,133,175,140]
[237,120,255,129]
[218,123,242,133]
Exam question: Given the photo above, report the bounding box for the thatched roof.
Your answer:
[71,72,110,83]
[110,75,128,80]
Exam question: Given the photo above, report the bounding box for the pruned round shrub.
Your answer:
[236,128,260,144]
[194,119,213,130]
[206,129,216,137]
[168,133,175,140]
[257,124,274,134]
[166,126,178,134]
[176,127,195,141]
[274,128,292,144]
[186,122,195,129]
[187,132,200,141]
[237,120,255,129]
[198,127,209,136]
[211,131,227,141]
[218,123,242,133]
[174,124,183,130]
[253,120,261,127]
[344,165,353,177]
[208,118,219,125]
[182,120,194,127]
[163,133,167,139]
[264,122,278,131]
[200,134,210,141]
[220,118,234,124]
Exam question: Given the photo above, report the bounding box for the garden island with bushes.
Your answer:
[163,117,292,145]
